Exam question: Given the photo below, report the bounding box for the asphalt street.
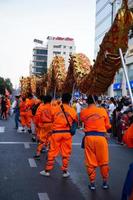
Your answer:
[0,116,132,200]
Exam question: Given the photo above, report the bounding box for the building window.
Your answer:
[63,46,66,48]
[34,67,47,74]
[115,72,123,83]
[128,69,133,80]
[34,62,47,67]
[53,45,62,48]
[63,52,66,54]
[33,56,47,61]
[53,51,61,55]
[33,49,47,55]
[69,46,72,49]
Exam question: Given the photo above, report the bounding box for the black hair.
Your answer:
[42,95,52,104]
[15,95,20,99]
[27,93,33,98]
[87,95,98,105]
[62,93,72,104]
[38,95,44,101]
[110,97,116,105]
[22,97,26,101]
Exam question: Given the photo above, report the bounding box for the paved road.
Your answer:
[0,116,132,200]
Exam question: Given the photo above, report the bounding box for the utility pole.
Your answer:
[108,0,116,97]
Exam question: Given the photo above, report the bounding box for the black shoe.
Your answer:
[33,155,40,160]
[32,137,36,142]
[28,129,32,134]
[102,181,109,189]
[41,147,48,153]
[89,183,96,191]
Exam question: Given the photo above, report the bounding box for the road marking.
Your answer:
[0,127,5,133]
[0,142,35,144]
[38,193,49,200]
[73,143,81,145]
[24,142,30,149]
[28,158,37,168]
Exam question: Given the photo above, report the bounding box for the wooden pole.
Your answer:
[53,87,56,99]
[71,83,75,105]
[119,48,133,104]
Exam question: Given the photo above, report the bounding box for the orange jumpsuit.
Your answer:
[19,100,27,127]
[6,98,11,117]
[36,103,53,155]
[80,104,111,183]
[45,103,78,172]
[25,98,35,128]
[123,124,133,148]
[33,102,44,139]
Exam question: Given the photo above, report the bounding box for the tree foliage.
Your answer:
[0,77,13,95]
[5,78,13,94]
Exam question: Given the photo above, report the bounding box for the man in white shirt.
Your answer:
[76,99,82,128]
[108,97,116,119]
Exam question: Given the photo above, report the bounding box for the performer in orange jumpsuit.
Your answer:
[19,97,27,131]
[6,96,11,118]
[40,93,78,177]
[25,93,35,133]
[31,97,42,142]
[34,95,52,159]
[123,123,133,148]
[80,95,111,190]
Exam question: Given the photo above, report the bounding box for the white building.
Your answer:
[31,36,76,76]
[47,36,76,69]
[95,0,133,96]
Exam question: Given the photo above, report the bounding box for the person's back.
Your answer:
[80,95,111,191]
[38,103,52,126]
[40,93,78,178]
[34,95,52,159]
[1,97,7,111]
[80,104,111,133]
[52,103,77,131]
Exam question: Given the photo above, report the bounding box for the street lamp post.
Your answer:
[108,0,116,97]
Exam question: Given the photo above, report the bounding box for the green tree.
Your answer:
[0,77,5,95]
[5,78,13,94]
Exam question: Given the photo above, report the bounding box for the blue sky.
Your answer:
[0,0,96,87]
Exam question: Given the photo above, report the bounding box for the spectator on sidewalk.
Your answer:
[121,163,133,200]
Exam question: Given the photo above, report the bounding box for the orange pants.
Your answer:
[84,136,109,182]
[36,124,52,154]
[20,112,27,127]
[123,124,133,148]
[45,133,72,171]
[25,113,32,128]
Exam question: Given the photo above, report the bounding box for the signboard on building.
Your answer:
[34,39,43,44]
[47,36,74,41]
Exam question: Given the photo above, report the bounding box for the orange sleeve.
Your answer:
[39,104,52,123]
[103,109,111,131]
[69,107,78,122]
[34,104,43,124]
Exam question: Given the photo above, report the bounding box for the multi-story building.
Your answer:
[95,0,133,96]
[47,36,76,69]
[31,36,76,75]
[31,41,48,75]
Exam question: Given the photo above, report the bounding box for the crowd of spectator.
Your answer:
[72,95,133,145]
